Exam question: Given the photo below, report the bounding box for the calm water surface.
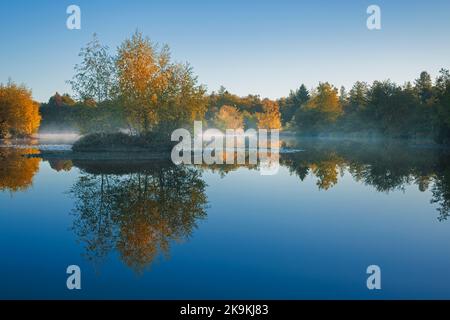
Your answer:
[1,139,450,299]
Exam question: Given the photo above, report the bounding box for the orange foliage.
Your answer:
[0,82,41,138]
[215,105,244,130]
[257,99,282,129]
[0,149,40,192]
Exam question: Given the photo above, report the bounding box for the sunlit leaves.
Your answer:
[0,81,41,138]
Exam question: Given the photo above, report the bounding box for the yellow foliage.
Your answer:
[257,99,282,129]
[215,105,244,130]
[116,32,160,132]
[116,31,206,133]
[306,82,343,122]
[0,82,41,138]
[0,148,40,192]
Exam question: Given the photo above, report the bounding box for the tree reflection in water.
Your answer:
[69,162,208,273]
[3,139,450,273]
[431,157,450,221]
[0,148,40,192]
[280,139,450,220]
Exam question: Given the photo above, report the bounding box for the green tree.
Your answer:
[46,92,76,108]
[339,86,348,106]
[364,80,419,137]
[415,71,433,104]
[279,84,310,125]
[69,34,117,103]
[434,69,450,144]
[347,81,369,114]
[155,62,207,133]
[243,110,258,129]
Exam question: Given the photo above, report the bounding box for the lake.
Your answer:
[1,138,450,299]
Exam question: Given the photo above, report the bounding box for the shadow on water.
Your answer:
[2,138,450,272]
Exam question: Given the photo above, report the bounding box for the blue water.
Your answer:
[1,140,450,299]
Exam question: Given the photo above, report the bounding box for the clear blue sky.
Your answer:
[1,0,449,102]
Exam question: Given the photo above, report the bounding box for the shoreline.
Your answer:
[24,150,171,161]
[5,133,448,162]
[2,132,446,148]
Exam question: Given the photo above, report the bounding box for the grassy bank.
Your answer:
[72,132,176,152]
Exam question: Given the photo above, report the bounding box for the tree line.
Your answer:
[285,71,450,143]
[1,31,450,144]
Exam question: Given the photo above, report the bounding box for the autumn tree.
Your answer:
[116,31,206,134]
[294,82,342,133]
[207,88,264,122]
[0,81,41,138]
[155,62,207,133]
[257,99,282,129]
[116,32,160,133]
[214,105,244,130]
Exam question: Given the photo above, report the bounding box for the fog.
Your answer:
[35,132,80,144]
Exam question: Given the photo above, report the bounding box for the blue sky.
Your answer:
[0,0,449,102]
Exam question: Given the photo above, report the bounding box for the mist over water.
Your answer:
[36,133,80,144]
[0,133,80,151]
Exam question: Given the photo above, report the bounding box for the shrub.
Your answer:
[72,132,176,152]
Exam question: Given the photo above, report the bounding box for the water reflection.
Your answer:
[2,140,450,273]
[280,140,450,220]
[431,157,450,221]
[48,159,73,172]
[0,148,40,192]
[280,142,425,192]
[69,162,208,273]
